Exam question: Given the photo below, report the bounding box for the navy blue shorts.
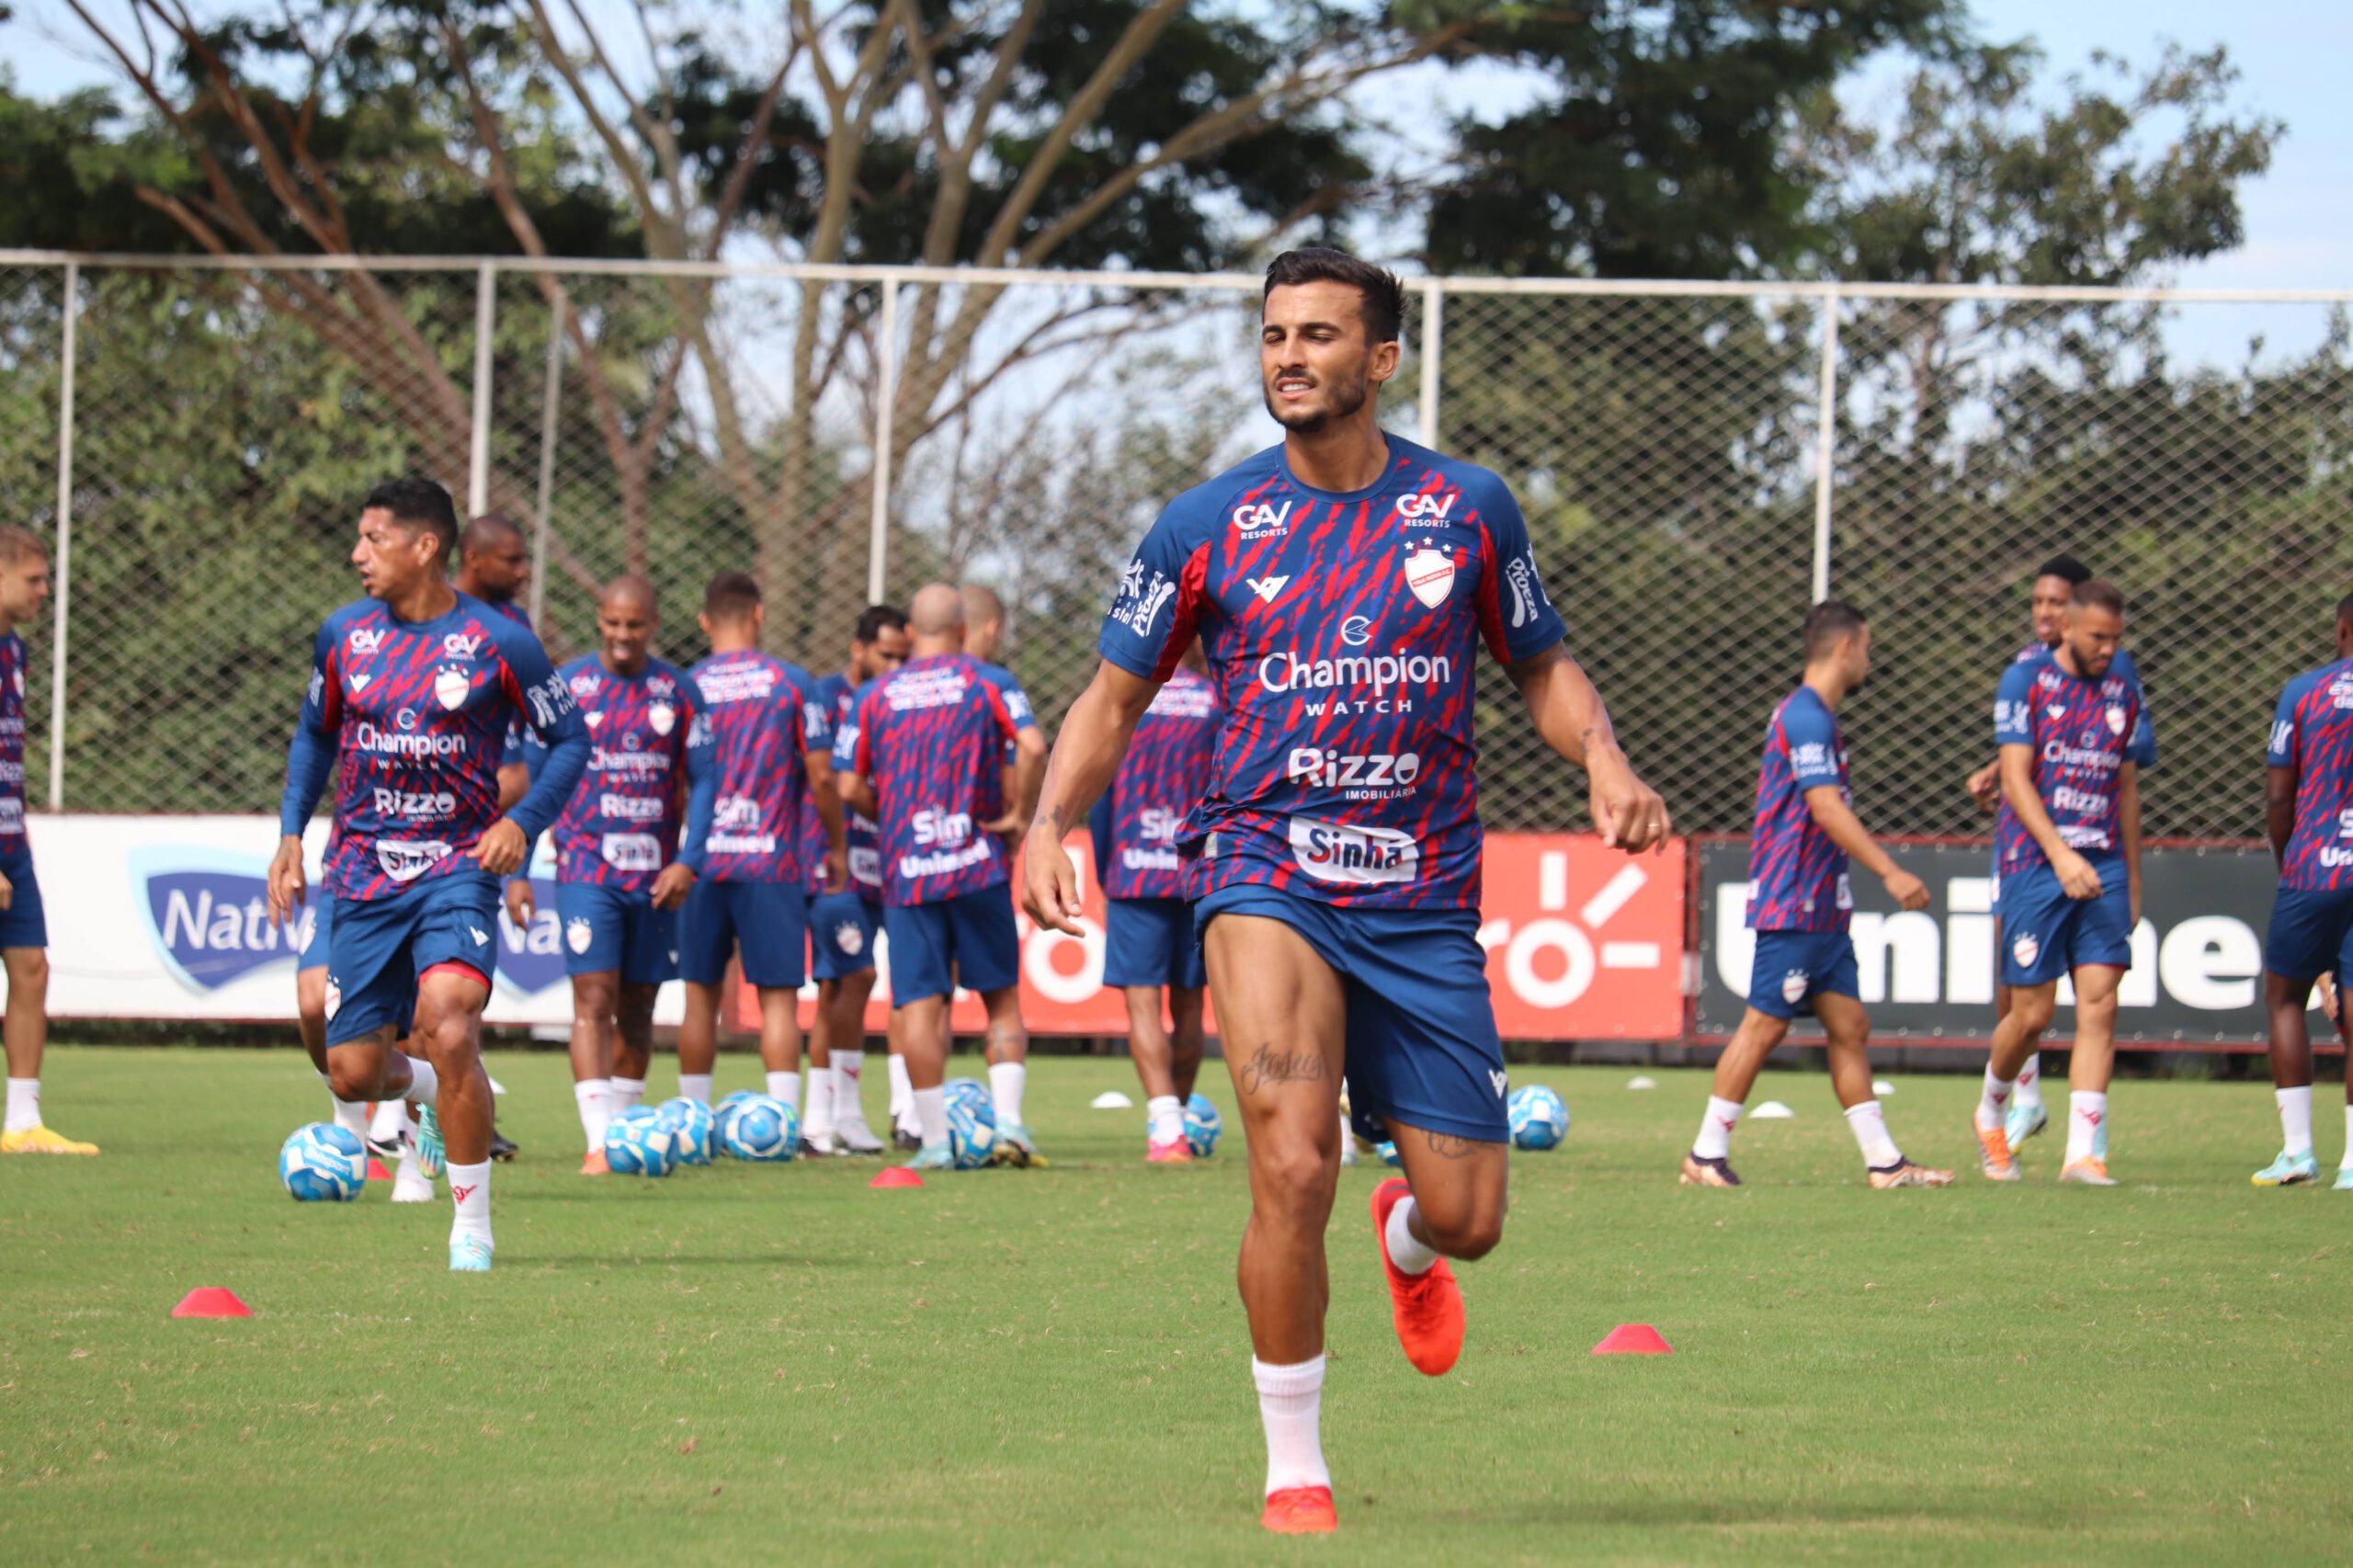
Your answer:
[297,890,333,974]
[679,879,807,989]
[0,840,43,951]
[1104,897,1206,990]
[556,880,677,985]
[1197,884,1507,1145]
[883,885,1019,1005]
[2266,885,2353,981]
[811,891,880,982]
[1999,854,2132,986]
[324,873,499,1047]
[1745,928,1859,1018]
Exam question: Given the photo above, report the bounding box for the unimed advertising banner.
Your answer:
[34,815,1684,1040]
[1696,838,2279,1045]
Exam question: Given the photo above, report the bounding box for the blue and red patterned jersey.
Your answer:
[1744,686,1850,933]
[0,632,28,841]
[1994,651,2142,872]
[537,654,709,890]
[688,649,830,884]
[1091,665,1220,901]
[1097,437,1565,910]
[799,670,880,901]
[850,653,1017,906]
[280,593,586,901]
[1992,642,2153,875]
[2269,658,2353,891]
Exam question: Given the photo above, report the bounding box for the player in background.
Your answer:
[1962,553,2155,1153]
[504,578,710,1173]
[1023,248,1670,1534]
[1088,642,1219,1162]
[800,604,906,1156]
[0,529,90,1156]
[1682,602,1949,1189]
[453,510,537,807]
[268,479,587,1270]
[844,585,1042,1169]
[2252,595,2353,1187]
[1974,579,2142,1186]
[676,573,846,1116]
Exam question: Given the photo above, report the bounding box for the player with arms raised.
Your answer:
[1023,248,1669,1534]
[269,479,587,1270]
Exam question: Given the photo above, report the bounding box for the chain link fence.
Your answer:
[5,253,2348,839]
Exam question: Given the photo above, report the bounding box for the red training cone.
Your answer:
[1591,1324,1672,1356]
[172,1288,253,1319]
[869,1167,925,1189]
[365,1158,392,1182]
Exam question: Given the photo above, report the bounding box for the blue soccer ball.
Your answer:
[947,1097,996,1169]
[945,1075,995,1131]
[279,1122,368,1202]
[659,1096,716,1166]
[1184,1094,1222,1157]
[1507,1085,1570,1151]
[606,1115,676,1176]
[1374,1139,1402,1167]
[711,1092,756,1155]
[611,1103,661,1128]
[722,1095,797,1162]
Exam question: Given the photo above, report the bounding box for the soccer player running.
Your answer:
[1962,553,2155,1154]
[504,577,711,1173]
[1972,579,2143,1186]
[268,479,588,1270]
[843,585,1044,1169]
[676,573,846,1119]
[2252,595,2353,1187]
[1681,602,1950,1189]
[1088,642,1220,1162]
[0,528,90,1156]
[800,604,907,1156]
[1022,248,1669,1534]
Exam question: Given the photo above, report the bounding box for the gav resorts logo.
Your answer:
[130,847,306,993]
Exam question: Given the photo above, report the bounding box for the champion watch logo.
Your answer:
[1246,575,1290,604]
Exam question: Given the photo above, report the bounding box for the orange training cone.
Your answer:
[1591,1324,1672,1355]
[172,1288,253,1319]
[365,1158,392,1182]
[870,1167,925,1189]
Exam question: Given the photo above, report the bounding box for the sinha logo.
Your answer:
[347,628,387,655]
[1287,815,1417,886]
[128,849,306,994]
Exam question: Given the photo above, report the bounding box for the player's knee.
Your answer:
[1416,1192,1507,1261]
[325,1055,379,1102]
[2013,992,2058,1033]
[1253,1138,1340,1221]
[7,946,50,999]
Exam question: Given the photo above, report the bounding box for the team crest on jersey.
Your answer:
[1780,970,1809,1006]
[323,976,342,1019]
[2105,705,2126,735]
[566,917,593,955]
[2012,933,2040,968]
[835,921,865,957]
[648,701,676,737]
[433,667,470,710]
[1403,546,1456,609]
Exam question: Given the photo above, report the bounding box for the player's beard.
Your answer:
[1264,366,1370,434]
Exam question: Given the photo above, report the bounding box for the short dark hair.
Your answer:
[2036,554,2092,586]
[363,478,460,566]
[463,511,525,552]
[1263,247,1405,347]
[0,526,47,568]
[2336,591,2353,627]
[854,604,907,644]
[1802,599,1868,662]
[2074,579,2125,617]
[703,571,761,623]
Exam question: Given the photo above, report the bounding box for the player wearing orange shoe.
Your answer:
[1024,248,1668,1533]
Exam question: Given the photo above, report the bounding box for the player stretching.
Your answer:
[801,604,906,1156]
[0,528,89,1155]
[676,573,845,1117]
[1089,644,1220,1162]
[505,578,710,1172]
[2253,595,2353,1187]
[1973,579,2142,1186]
[843,585,1043,1169]
[270,479,587,1270]
[1682,602,1950,1189]
[1023,248,1669,1533]
[1963,554,2155,1153]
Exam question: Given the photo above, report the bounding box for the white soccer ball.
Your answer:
[279,1122,368,1202]
[948,1097,995,1169]
[1507,1085,1570,1151]
[722,1095,797,1162]
[606,1115,676,1176]
[658,1096,716,1165]
[1184,1094,1222,1157]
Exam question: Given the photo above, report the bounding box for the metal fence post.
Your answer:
[867,280,901,607]
[530,291,564,628]
[468,260,496,515]
[48,261,76,811]
[1810,285,1841,605]
[1418,278,1443,446]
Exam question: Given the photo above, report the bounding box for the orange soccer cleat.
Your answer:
[1145,1136,1194,1165]
[1261,1485,1337,1535]
[1974,1122,2018,1182]
[1371,1177,1465,1376]
[579,1149,610,1176]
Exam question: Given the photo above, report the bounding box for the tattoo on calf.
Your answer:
[1239,1043,1326,1096]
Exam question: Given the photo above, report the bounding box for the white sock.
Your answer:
[2278,1085,2315,1157]
[1844,1099,1901,1167]
[766,1071,801,1116]
[1975,1067,2015,1132]
[6,1076,40,1133]
[1252,1356,1331,1496]
[610,1077,645,1112]
[915,1085,949,1151]
[392,1134,430,1199]
[368,1098,405,1143]
[1383,1195,1439,1276]
[1146,1094,1184,1144]
[677,1073,713,1107]
[447,1159,492,1248]
[2015,1053,2044,1111]
[331,1097,369,1140]
[835,1051,869,1127]
[888,1053,913,1119]
[2065,1091,2107,1165]
[574,1079,611,1153]
[989,1062,1027,1129]
[402,1055,440,1106]
[1692,1096,1742,1160]
[803,1066,836,1138]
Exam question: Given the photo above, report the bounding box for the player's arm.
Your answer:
[652,706,715,912]
[837,692,881,824]
[1024,661,1163,933]
[1802,787,1927,911]
[1997,744,2100,899]
[503,729,551,926]
[1505,644,1670,853]
[2266,682,2303,867]
[481,639,588,877]
[1965,756,2002,812]
[979,681,1034,838]
[269,623,340,925]
[2119,759,2143,927]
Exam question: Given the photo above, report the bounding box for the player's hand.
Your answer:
[267,835,306,926]
[2318,971,2341,1025]
[1965,763,2001,812]
[0,865,16,912]
[1883,868,1929,912]
[649,863,696,912]
[822,846,849,894]
[504,879,535,928]
[469,818,529,878]
[2130,879,2143,929]
[1587,750,1670,854]
[982,811,1029,842]
[1022,822,1085,936]
[2054,849,2103,901]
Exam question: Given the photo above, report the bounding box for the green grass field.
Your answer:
[6,1047,2352,1565]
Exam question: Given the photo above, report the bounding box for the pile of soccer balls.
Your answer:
[604,1094,800,1176]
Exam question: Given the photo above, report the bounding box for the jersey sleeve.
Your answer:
[1099,496,1211,682]
[1471,473,1567,665]
[849,687,881,779]
[995,671,1038,732]
[796,673,835,758]
[1994,663,2035,747]
[495,625,587,840]
[278,618,341,836]
[677,703,717,874]
[978,678,1017,746]
[2112,648,2158,767]
[2270,676,2313,768]
[1780,700,1842,790]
